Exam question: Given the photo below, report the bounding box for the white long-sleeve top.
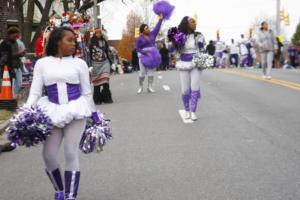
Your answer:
[26,56,96,127]
[175,33,206,71]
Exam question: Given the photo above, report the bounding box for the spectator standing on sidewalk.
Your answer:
[0,27,23,93]
[206,40,216,68]
[160,43,170,71]
[229,39,240,67]
[257,21,278,80]
[288,45,297,67]
[215,37,226,68]
[131,48,140,72]
[89,28,113,104]
[10,28,25,97]
[239,34,249,67]
[274,36,283,68]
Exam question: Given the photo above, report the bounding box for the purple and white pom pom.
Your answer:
[5,105,53,147]
[167,27,186,49]
[153,0,175,20]
[80,111,112,154]
[140,47,162,69]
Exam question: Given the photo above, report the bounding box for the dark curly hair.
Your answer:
[45,27,77,56]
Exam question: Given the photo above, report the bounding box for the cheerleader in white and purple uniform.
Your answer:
[25,27,100,200]
[175,17,206,121]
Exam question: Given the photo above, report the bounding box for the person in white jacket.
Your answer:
[26,27,100,200]
[229,39,240,67]
[174,16,206,121]
[257,21,278,79]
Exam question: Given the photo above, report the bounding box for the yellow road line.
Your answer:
[219,69,300,91]
[272,78,300,88]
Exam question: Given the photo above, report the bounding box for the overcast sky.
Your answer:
[100,0,299,42]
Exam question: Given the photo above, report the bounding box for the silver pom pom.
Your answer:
[193,53,214,70]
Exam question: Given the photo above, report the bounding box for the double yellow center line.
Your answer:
[220,69,300,91]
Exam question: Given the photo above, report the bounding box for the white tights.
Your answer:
[179,68,201,94]
[43,119,86,172]
[139,59,155,78]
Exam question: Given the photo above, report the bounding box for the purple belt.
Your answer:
[180,53,195,62]
[47,83,81,104]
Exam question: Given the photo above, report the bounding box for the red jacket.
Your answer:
[35,34,44,57]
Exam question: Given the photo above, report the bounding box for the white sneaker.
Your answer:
[191,112,198,121]
[262,75,267,79]
[266,76,272,80]
[147,87,155,93]
[184,111,191,119]
[137,87,143,94]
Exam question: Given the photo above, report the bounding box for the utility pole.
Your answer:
[144,0,149,25]
[276,0,281,35]
[93,0,99,28]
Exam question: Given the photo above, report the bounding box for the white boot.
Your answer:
[147,86,155,93]
[147,76,155,93]
[184,111,191,119]
[191,112,198,121]
[137,77,145,94]
[137,87,143,94]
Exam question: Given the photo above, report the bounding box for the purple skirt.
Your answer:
[140,47,162,69]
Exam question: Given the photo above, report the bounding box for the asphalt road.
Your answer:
[0,68,300,200]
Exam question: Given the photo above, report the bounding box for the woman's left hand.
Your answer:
[92,112,101,124]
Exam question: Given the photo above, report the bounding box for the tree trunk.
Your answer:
[34,0,44,14]
[0,0,8,39]
[75,0,81,10]
[62,0,69,12]
[79,0,125,11]
[15,0,25,37]
[30,0,54,51]
[80,0,105,12]
[23,0,35,48]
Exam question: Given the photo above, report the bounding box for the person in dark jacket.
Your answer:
[0,27,19,82]
[131,48,140,72]
[206,40,216,68]
[159,43,169,70]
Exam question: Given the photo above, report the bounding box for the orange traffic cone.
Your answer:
[0,65,13,99]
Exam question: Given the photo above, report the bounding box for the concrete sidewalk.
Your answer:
[0,119,9,142]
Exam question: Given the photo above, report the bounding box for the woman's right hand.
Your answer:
[159,13,164,20]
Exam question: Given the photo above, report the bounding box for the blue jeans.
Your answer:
[13,68,22,97]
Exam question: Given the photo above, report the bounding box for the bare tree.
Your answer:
[118,11,143,60]
[79,0,128,12]
[0,0,9,39]
[7,0,128,50]
[251,15,287,37]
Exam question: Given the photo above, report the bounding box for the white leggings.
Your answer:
[179,68,201,94]
[261,51,274,76]
[139,59,155,77]
[43,119,86,172]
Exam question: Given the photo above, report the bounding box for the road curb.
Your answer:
[0,120,9,134]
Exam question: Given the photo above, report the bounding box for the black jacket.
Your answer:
[0,39,15,79]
